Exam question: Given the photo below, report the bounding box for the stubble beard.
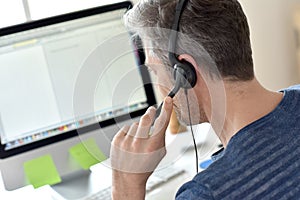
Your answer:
[173,100,208,126]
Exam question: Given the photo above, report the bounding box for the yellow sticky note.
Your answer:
[23,155,61,189]
[69,138,107,170]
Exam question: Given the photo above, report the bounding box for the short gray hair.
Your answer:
[124,0,254,81]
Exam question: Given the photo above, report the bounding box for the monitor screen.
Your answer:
[0,1,156,191]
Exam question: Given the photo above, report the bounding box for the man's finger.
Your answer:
[136,106,156,139]
[112,125,130,145]
[126,122,139,137]
[152,96,173,136]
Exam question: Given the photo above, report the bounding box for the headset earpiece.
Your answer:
[173,60,197,89]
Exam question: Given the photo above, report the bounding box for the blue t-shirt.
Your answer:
[176,85,300,200]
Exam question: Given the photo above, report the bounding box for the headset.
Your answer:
[167,0,197,98]
[155,0,197,116]
[154,0,199,173]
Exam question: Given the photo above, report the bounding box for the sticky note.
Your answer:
[23,154,61,189]
[69,138,107,170]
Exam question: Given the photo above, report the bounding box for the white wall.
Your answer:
[239,0,300,90]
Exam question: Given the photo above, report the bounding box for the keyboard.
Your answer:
[83,165,185,200]
[147,165,185,191]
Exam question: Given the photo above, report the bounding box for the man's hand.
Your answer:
[110,97,173,200]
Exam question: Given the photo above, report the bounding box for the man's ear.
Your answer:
[178,54,200,74]
[177,54,204,86]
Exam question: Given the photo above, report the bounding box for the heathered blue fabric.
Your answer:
[176,85,300,200]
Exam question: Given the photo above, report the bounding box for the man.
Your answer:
[110,0,300,199]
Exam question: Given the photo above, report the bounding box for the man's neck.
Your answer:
[210,78,283,148]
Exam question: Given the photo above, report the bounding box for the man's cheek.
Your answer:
[157,80,171,95]
[159,77,173,91]
[158,86,168,97]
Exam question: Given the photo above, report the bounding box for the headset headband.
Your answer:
[168,0,189,66]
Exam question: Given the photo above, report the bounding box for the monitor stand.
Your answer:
[50,169,105,200]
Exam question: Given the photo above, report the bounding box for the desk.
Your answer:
[0,123,220,200]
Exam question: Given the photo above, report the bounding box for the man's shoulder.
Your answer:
[176,157,232,199]
[175,172,214,200]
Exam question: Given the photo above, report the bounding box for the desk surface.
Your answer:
[0,123,220,200]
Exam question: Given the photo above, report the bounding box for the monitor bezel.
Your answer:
[0,1,156,158]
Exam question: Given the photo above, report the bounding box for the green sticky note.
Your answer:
[69,138,107,170]
[23,154,61,189]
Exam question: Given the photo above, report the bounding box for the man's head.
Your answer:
[125,0,253,80]
[124,0,254,124]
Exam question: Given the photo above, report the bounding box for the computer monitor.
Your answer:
[0,0,156,193]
